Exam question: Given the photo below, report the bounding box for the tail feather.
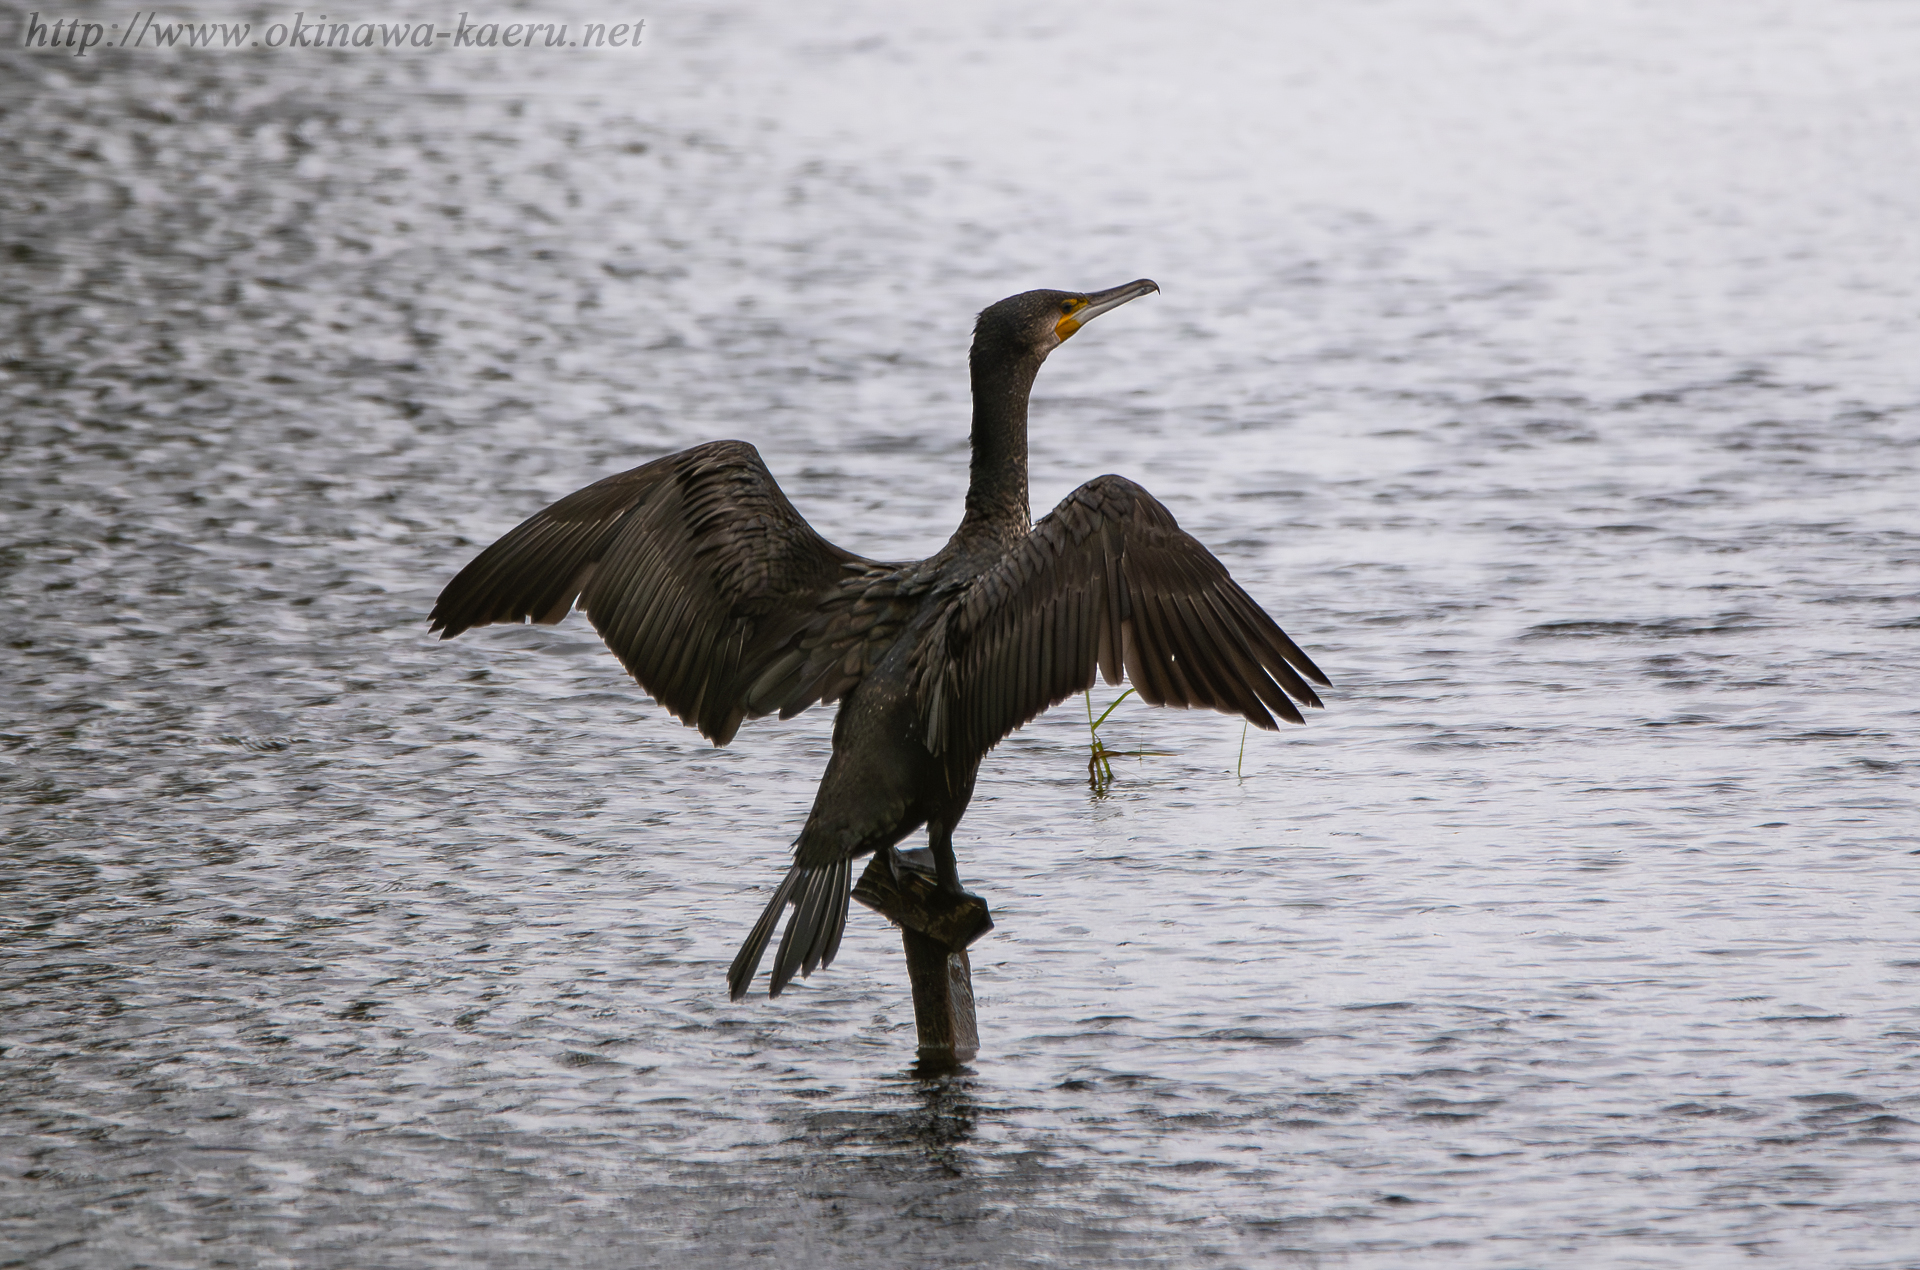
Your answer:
[727,857,854,1000]
[774,856,853,994]
[727,867,799,1001]
[823,869,850,969]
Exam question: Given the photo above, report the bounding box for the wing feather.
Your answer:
[920,474,1328,758]
[431,439,906,746]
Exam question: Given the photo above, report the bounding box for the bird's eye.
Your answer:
[1061,301,1076,314]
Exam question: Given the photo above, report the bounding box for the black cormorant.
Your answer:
[429,281,1329,999]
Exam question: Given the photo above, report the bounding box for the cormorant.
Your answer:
[429,281,1329,999]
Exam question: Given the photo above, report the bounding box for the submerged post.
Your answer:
[852,848,993,1067]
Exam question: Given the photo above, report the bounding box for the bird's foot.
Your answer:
[851,852,994,953]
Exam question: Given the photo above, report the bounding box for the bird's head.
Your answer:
[972,279,1159,363]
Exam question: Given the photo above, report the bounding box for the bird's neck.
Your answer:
[959,345,1040,546]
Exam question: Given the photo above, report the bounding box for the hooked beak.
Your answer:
[1055,278,1159,342]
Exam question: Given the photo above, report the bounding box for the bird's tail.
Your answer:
[726,856,854,1001]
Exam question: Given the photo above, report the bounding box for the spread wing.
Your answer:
[430,439,909,745]
[920,474,1329,759]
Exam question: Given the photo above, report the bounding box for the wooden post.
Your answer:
[852,847,993,1067]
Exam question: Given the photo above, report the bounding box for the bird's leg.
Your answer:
[928,822,965,896]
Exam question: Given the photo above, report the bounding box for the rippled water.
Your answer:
[4,2,1918,1265]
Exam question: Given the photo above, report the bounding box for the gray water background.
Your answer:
[3,1,1918,1265]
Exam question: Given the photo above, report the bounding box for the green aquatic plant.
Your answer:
[1083,687,1173,796]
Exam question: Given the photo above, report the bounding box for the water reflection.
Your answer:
[779,1069,984,1192]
